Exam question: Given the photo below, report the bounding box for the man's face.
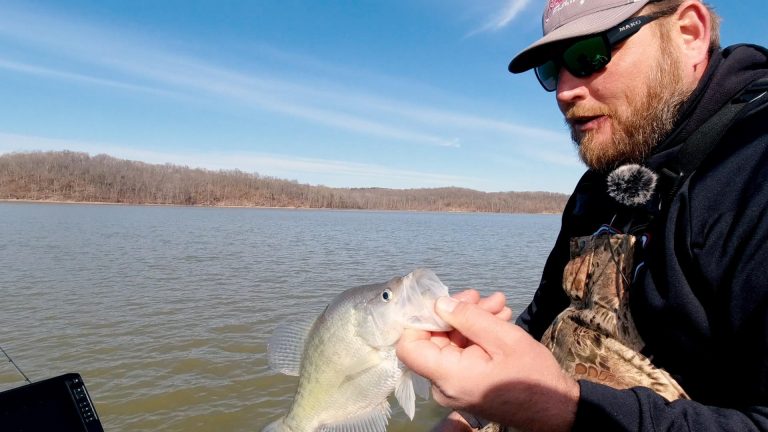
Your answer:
[556,20,693,172]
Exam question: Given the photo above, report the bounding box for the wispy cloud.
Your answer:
[0,58,177,97]
[0,3,584,192]
[467,0,531,37]
[523,147,581,168]
[0,3,562,150]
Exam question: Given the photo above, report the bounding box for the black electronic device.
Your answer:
[0,373,104,432]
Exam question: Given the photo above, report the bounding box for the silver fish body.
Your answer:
[263,268,451,432]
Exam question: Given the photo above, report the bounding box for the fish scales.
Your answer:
[290,286,397,429]
[264,269,451,432]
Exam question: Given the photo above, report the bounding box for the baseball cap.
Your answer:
[509,0,654,73]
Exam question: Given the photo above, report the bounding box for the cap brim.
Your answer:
[508,2,648,73]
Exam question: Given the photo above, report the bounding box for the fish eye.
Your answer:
[381,289,393,302]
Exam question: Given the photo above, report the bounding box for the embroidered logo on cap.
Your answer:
[544,0,585,23]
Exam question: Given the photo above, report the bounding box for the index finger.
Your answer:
[397,328,462,381]
[436,298,518,357]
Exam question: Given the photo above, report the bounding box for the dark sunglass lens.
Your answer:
[562,37,610,77]
[535,60,559,92]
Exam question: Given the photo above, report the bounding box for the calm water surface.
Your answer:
[0,203,561,431]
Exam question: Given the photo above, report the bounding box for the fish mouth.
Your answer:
[398,269,452,332]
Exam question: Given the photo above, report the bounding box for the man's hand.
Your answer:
[396,294,579,432]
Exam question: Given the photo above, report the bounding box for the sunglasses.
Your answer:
[535,14,663,92]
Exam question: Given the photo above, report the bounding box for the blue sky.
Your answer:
[0,0,764,193]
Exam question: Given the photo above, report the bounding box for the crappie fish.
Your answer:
[263,268,452,432]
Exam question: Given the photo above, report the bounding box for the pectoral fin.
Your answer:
[395,369,416,420]
[338,350,385,385]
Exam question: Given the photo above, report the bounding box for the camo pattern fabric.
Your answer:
[468,234,688,432]
[541,233,688,400]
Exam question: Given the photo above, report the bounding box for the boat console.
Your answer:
[0,373,104,432]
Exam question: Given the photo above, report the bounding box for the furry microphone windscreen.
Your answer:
[606,164,658,207]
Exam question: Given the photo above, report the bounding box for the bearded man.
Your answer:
[397,0,768,431]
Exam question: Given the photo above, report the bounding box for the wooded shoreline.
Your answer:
[0,150,569,214]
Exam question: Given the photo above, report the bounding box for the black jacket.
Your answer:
[516,44,768,431]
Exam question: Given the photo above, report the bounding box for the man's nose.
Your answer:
[556,68,589,106]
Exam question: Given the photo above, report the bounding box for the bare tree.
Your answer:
[0,151,568,214]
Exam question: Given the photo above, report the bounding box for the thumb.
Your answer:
[435,296,514,355]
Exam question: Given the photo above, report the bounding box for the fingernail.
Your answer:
[436,296,458,313]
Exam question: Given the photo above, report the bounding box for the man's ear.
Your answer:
[673,0,712,75]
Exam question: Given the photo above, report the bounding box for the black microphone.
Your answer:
[606,164,658,207]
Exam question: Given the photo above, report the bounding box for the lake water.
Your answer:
[0,202,561,431]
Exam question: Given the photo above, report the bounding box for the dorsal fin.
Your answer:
[266,316,317,376]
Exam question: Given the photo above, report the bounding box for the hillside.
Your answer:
[0,151,568,213]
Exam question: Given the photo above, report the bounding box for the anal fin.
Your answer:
[318,399,391,432]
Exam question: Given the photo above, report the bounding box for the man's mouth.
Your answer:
[568,114,607,131]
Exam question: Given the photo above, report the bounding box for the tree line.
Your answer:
[0,150,569,213]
